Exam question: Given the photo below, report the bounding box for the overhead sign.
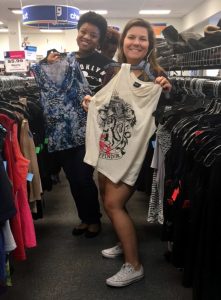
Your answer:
[25,45,37,60]
[22,5,80,29]
[4,51,27,73]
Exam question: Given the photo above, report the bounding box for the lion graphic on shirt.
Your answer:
[98,90,136,160]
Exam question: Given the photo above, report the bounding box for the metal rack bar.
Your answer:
[0,76,36,91]
[169,76,221,98]
[159,45,221,71]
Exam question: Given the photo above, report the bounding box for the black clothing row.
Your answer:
[155,78,221,300]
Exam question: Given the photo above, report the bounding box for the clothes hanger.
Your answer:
[0,99,30,119]
[0,100,16,111]
[203,143,221,167]
[0,107,19,122]
[185,126,218,152]
[193,135,220,162]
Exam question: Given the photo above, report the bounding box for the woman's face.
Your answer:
[123,26,149,65]
[77,22,101,55]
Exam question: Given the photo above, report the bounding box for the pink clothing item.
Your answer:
[0,114,36,260]
[12,123,37,251]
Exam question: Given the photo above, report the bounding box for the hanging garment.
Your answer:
[0,114,36,260]
[2,221,16,253]
[84,64,162,186]
[19,119,43,208]
[148,124,171,224]
[0,152,16,223]
[31,53,91,152]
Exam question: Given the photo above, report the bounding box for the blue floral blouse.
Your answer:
[32,52,91,152]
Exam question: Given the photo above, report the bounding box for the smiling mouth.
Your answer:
[129,49,141,52]
[81,40,90,46]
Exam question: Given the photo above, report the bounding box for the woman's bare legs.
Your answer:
[98,173,141,269]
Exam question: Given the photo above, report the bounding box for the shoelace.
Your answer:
[114,245,122,251]
[112,264,134,280]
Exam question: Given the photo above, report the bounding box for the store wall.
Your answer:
[0,32,69,60]
[182,0,221,31]
[0,34,9,60]
[0,5,220,58]
[0,17,183,58]
[25,33,67,55]
[107,17,183,33]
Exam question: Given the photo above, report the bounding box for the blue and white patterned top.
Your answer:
[32,52,91,152]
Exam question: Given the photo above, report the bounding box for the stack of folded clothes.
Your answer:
[156,19,221,68]
[188,19,221,50]
[158,19,221,54]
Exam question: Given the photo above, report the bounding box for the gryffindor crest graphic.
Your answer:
[98,90,136,160]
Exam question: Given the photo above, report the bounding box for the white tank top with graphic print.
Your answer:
[84,63,162,186]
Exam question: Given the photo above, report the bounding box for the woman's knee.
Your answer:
[103,198,121,215]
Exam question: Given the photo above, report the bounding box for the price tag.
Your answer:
[5,58,28,73]
[27,173,34,182]
[4,51,27,73]
[35,147,40,154]
[3,161,7,170]
[152,140,156,149]
[19,96,27,106]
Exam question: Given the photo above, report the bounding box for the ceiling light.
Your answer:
[9,9,22,14]
[40,29,63,33]
[139,10,171,15]
[79,10,108,15]
[0,21,3,25]
[0,28,8,32]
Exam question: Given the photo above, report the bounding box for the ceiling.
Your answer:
[0,0,206,26]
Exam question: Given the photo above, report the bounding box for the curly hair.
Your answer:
[100,27,120,50]
[77,11,108,44]
[118,18,163,74]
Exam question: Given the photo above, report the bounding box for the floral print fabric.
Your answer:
[32,52,91,152]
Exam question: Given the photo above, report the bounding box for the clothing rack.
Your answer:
[169,76,221,98]
[160,45,221,71]
[0,76,36,91]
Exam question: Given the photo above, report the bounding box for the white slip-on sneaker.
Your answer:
[106,263,144,287]
[101,244,123,258]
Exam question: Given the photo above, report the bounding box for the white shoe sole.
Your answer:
[106,274,144,287]
[101,250,122,259]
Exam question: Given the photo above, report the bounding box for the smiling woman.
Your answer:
[33,11,113,242]
[123,26,150,65]
[82,17,172,288]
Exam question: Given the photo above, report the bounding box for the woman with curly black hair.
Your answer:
[43,12,113,238]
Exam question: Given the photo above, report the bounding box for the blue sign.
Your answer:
[25,46,37,61]
[25,46,37,52]
[22,5,79,29]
